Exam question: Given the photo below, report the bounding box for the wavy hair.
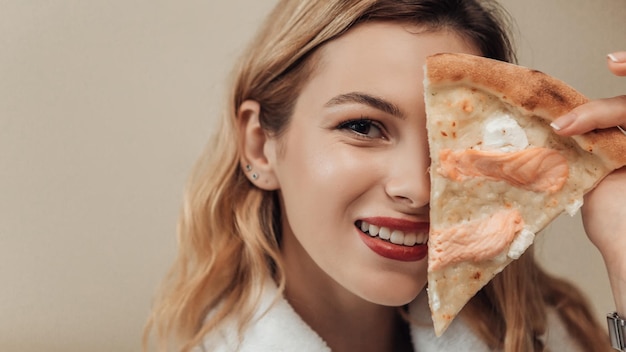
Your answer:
[144,1,611,350]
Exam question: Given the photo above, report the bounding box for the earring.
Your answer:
[244,164,258,181]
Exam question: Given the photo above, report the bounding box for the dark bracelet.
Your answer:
[608,312,626,351]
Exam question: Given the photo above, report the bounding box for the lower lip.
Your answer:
[357,228,428,262]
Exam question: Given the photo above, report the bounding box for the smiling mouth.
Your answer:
[355,220,428,247]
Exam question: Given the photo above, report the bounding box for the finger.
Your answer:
[551,95,626,136]
[608,52,626,77]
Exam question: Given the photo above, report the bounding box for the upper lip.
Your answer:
[358,216,429,232]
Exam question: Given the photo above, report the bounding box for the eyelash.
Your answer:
[337,117,387,140]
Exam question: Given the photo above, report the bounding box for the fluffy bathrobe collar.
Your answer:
[197,279,581,352]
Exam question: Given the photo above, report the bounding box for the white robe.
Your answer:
[197,280,582,351]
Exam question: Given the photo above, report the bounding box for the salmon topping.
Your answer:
[438,147,569,193]
[429,209,524,271]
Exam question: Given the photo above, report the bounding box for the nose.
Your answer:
[384,138,431,210]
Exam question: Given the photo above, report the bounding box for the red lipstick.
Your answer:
[357,217,429,262]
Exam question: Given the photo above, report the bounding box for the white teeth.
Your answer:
[390,230,405,245]
[360,221,369,233]
[358,220,428,247]
[378,227,391,240]
[403,233,417,246]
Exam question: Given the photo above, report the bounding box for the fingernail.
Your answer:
[608,52,626,63]
[551,113,576,131]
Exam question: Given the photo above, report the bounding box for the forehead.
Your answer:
[299,22,481,104]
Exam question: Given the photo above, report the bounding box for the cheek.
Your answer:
[276,133,379,227]
[296,142,376,198]
[312,147,356,181]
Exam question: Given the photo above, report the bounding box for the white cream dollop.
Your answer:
[482,113,529,152]
[507,228,535,259]
[565,198,584,217]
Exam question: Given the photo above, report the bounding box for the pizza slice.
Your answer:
[423,52,626,336]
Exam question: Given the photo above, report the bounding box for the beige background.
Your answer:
[1,1,625,351]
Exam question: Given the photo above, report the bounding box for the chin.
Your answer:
[357,275,426,307]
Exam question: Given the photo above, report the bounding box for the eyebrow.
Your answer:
[324,92,406,120]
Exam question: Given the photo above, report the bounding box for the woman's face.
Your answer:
[269,22,480,306]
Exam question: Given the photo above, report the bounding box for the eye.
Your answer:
[338,118,385,139]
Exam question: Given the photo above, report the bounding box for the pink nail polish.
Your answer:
[551,113,576,131]
[608,53,625,63]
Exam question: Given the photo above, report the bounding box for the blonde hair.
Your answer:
[464,249,611,351]
[144,0,611,350]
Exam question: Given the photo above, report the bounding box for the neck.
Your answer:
[281,236,413,352]
[284,278,412,352]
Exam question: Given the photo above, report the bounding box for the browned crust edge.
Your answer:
[425,53,626,170]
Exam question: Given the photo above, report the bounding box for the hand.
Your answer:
[552,51,626,313]
[550,52,626,136]
[580,168,626,264]
[551,52,626,253]
[582,168,626,314]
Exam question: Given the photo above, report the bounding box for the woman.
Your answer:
[145,0,626,351]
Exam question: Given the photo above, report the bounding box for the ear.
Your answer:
[238,100,280,190]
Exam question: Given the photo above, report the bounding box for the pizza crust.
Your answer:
[426,53,626,169]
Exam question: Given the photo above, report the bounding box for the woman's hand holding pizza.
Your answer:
[551,51,626,136]
[552,51,626,314]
